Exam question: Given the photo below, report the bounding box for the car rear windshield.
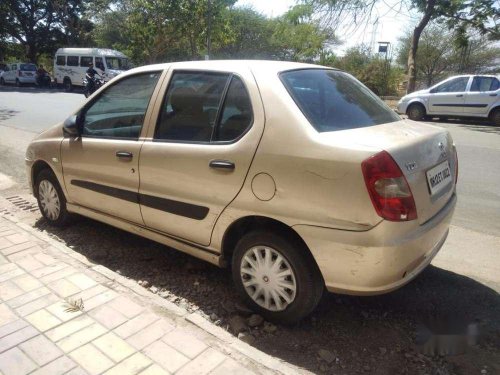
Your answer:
[280,69,400,132]
[20,64,36,71]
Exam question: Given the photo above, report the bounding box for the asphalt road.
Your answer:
[0,86,499,374]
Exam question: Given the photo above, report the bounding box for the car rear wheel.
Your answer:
[232,230,324,324]
[490,108,500,127]
[64,78,73,92]
[0,77,4,85]
[407,103,426,121]
[35,169,71,226]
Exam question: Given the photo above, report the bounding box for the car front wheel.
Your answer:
[407,103,426,121]
[35,169,71,226]
[232,230,324,324]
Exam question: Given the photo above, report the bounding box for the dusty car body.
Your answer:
[26,61,457,322]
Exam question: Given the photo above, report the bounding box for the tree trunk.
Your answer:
[406,0,436,93]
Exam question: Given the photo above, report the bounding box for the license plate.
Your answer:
[426,160,452,196]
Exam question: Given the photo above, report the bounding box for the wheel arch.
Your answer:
[406,99,427,114]
[488,104,500,117]
[31,160,55,198]
[221,215,324,280]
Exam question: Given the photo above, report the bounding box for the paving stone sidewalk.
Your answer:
[0,214,303,375]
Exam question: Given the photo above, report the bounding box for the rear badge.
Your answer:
[405,161,418,172]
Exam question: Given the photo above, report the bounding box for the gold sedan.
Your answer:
[26,61,457,322]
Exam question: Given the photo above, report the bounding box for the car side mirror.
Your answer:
[63,115,82,137]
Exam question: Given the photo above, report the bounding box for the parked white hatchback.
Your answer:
[397,75,500,126]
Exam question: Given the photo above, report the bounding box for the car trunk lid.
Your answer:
[321,120,456,225]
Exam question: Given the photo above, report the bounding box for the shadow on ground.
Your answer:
[35,216,500,375]
[0,108,19,122]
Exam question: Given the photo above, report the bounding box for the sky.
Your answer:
[235,0,421,55]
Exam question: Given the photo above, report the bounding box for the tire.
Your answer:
[490,108,500,127]
[64,78,73,92]
[232,230,324,324]
[35,169,71,226]
[0,77,4,85]
[407,103,426,121]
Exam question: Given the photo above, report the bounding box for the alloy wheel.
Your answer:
[38,180,61,221]
[240,246,297,312]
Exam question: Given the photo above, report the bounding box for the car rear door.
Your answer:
[138,67,265,246]
[61,71,163,224]
[427,76,471,115]
[464,76,500,116]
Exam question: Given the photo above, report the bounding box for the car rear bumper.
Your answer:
[19,76,36,83]
[294,193,456,295]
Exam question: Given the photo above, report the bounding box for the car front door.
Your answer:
[464,76,500,116]
[61,71,163,224]
[427,76,471,115]
[138,68,264,246]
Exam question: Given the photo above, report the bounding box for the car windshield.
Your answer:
[105,57,129,70]
[20,64,37,71]
[280,69,400,132]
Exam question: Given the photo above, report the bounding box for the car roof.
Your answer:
[124,60,337,76]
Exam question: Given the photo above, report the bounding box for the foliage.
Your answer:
[0,0,96,63]
[397,24,500,87]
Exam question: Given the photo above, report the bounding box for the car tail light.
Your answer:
[361,151,417,221]
[453,146,458,184]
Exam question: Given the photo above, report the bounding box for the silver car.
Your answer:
[0,62,38,86]
[397,75,500,126]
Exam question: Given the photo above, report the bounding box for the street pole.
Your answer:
[206,0,212,60]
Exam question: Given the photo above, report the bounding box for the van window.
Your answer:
[56,56,66,66]
[95,57,104,71]
[67,56,79,66]
[80,56,93,67]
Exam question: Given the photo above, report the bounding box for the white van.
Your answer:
[53,48,130,91]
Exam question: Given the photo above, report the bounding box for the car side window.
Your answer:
[80,72,161,140]
[56,56,66,66]
[11,64,16,71]
[155,72,230,142]
[470,77,499,92]
[434,77,469,93]
[67,56,79,67]
[215,77,253,142]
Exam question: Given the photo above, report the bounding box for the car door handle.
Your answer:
[209,160,235,170]
[116,151,133,159]
[456,94,463,97]
[489,93,497,97]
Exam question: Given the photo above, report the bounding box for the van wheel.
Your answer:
[232,231,324,324]
[35,169,71,226]
[63,78,73,92]
[490,108,500,127]
[407,103,426,121]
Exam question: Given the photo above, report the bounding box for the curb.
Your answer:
[1,212,309,375]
